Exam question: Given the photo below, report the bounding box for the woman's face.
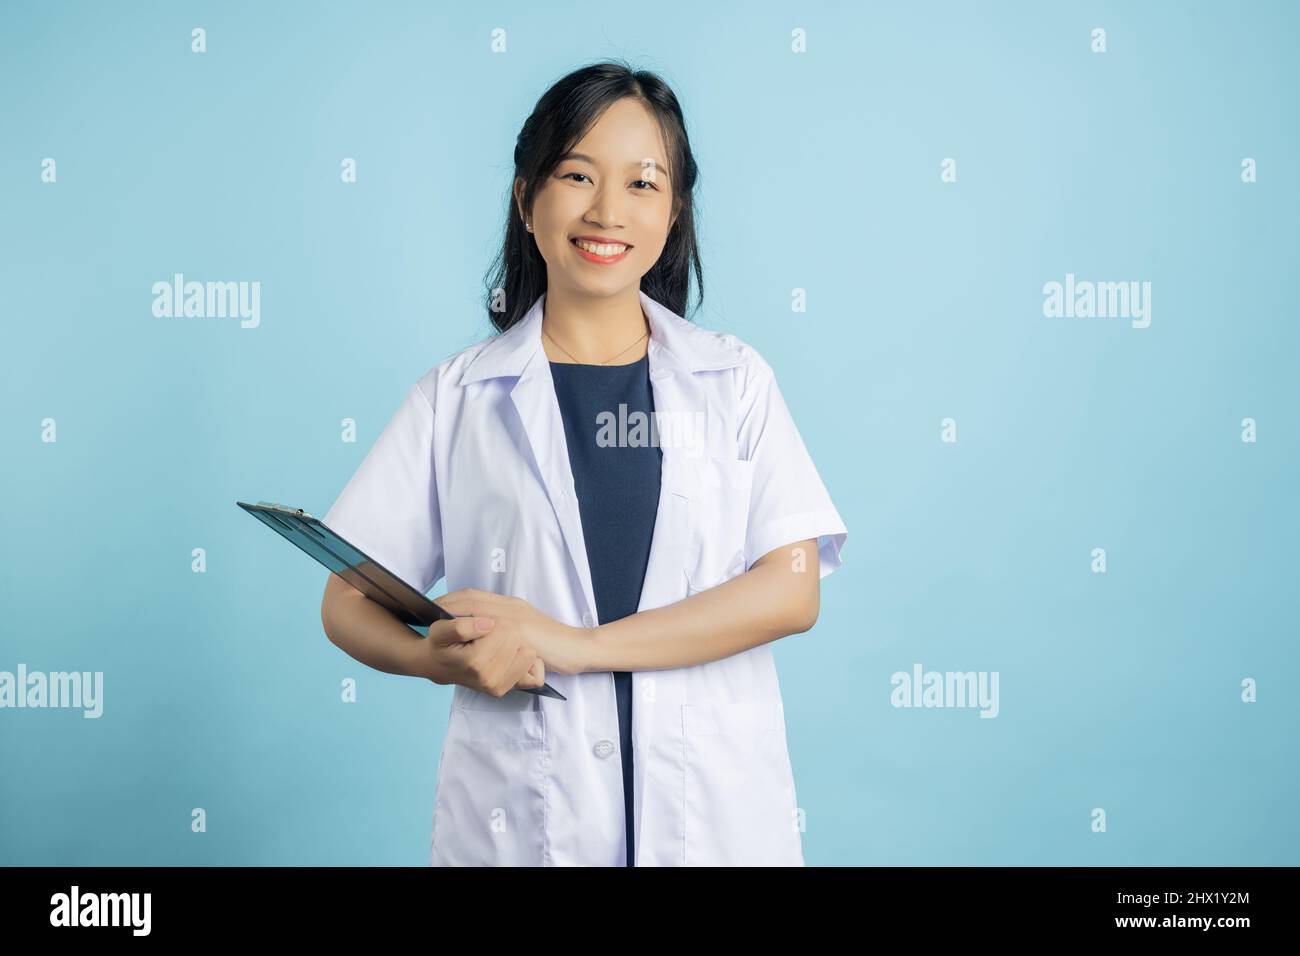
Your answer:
[518,97,677,299]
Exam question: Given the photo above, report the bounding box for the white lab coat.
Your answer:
[324,290,848,866]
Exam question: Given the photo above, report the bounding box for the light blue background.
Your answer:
[2,0,1296,866]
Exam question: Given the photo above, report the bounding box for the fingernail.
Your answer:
[475,617,494,631]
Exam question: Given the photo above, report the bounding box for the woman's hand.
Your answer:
[435,588,593,677]
[420,614,547,697]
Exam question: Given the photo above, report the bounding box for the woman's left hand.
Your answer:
[435,588,593,676]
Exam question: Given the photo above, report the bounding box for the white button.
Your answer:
[582,611,595,627]
[593,739,616,758]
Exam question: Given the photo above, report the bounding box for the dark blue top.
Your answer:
[549,353,660,868]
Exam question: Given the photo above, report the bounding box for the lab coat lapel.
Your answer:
[637,336,708,613]
[509,349,599,624]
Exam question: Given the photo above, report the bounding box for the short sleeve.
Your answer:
[737,356,848,579]
[323,381,445,595]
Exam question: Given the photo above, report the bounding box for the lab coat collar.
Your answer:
[456,288,738,628]
[457,289,744,385]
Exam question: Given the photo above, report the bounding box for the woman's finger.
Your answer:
[427,615,494,646]
[518,658,545,689]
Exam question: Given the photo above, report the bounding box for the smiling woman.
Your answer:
[487,66,699,345]
[319,59,848,869]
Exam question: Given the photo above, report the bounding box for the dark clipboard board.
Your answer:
[236,500,565,701]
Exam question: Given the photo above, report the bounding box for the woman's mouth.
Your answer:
[571,237,631,264]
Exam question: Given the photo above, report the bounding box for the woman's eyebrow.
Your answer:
[559,152,671,182]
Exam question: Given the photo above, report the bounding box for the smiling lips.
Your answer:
[571,237,631,264]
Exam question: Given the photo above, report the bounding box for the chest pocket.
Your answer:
[666,453,755,595]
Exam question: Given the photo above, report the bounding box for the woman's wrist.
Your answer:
[400,629,437,682]
[579,624,607,673]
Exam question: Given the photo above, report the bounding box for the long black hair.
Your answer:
[483,59,703,333]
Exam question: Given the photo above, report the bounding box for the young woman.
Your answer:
[319,60,847,867]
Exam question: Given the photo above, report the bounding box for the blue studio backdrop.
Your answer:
[1,0,1297,865]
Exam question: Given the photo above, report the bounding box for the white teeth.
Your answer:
[573,239,628,256]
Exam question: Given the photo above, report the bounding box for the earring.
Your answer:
[525,221,533,232]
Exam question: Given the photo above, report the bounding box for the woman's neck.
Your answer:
[541,288,650,365]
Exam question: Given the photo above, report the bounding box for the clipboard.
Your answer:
[236,500,565,701]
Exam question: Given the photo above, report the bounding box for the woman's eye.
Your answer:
[560,172,658,191]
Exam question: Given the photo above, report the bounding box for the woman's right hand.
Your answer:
[420,616,546,697]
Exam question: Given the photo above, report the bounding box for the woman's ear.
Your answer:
[512,177,527,226]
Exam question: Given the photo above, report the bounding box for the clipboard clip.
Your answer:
[256,501,315,519]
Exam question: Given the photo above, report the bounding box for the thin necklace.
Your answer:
[544,323,648,365]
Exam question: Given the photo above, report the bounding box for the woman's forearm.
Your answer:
[582,539,821,673]
[320,576,430,679]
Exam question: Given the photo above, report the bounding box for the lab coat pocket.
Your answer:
[681,697,803,866]
[429,703,548,866]
[675,455,755,594]
[684,549,747,596]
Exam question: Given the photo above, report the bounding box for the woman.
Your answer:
[319,60,847,867]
